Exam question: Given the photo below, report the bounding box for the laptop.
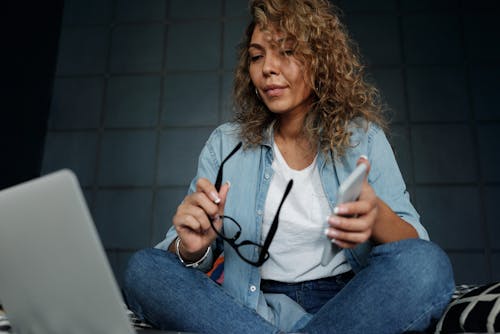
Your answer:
[0,170,187,334]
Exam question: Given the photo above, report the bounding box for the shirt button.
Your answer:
[257,209,263,215]
[264,174,270,179]
[250,285,257,292]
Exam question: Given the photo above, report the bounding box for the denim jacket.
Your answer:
[157,120,428,331]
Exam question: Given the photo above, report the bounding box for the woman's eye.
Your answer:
[250,54,263,62]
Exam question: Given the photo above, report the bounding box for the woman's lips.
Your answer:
[264,85,286,97]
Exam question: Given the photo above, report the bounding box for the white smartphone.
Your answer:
[320,163,367,266]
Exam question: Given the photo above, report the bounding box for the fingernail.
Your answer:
[360,155,368,160]
[324,228,330,236]
[330,216,341,226]
[334,206,347,215]
[331,238,337,244]
[210,191,221,204]
[225,180,231,188]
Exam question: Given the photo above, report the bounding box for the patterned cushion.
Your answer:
[0,309,11,334]
[435,282,500,334]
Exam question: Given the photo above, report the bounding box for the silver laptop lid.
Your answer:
[0,170,134,334]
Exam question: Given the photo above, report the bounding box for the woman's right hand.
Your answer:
[171,178,230,262]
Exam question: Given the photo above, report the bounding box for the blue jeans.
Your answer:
[260,271,355,314]
[123,239,455,334]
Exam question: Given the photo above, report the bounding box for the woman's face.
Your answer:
[248,25,313,119]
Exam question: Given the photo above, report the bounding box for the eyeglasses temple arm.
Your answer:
[214,142,242,191]
[259,179,293,262]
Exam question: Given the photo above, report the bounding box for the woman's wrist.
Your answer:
[175,237,211,268]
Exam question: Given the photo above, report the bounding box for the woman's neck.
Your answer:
[275,109,306,141]
[274,114,316,171]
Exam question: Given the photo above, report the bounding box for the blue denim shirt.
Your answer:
[157,120,428,331]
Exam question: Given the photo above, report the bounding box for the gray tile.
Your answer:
[406,67,468,122]
[114,251,136,287]
[115,0,166,22]
[165,21,221,71]
[447,252,490,285]
[105,250,118,282]
[56,26,109,75]
[162,73,219,126]
[462,0,500,9]
[153,188,187,244]
[411,124,477,183]
[222,71,236,123]
[49,77,104,129]
[224,19,248,70]
[169,0,222,18]
[470,66,500,120]
[402,14,463,65]
[110,24,164,73]
[484,186,500,249]
[406,185,416,204]
[62,0,113,25]
[345,14,401,65]
[225,0,251,17]
[157,128,214,186]
[339,0,397,11]
[478,124,500,182]
[400,0,458,11]
[93,189,153,249]
[105,75,161,127]
[415,186,483,249]
[464,14,500,62]
[492,253,500,282]
[389,125,413,184]
[98,131,156,186]
[370,69,406,123]
[82,189,94,208]
[41,132,98,186]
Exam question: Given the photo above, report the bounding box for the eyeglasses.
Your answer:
[210,142,293,267]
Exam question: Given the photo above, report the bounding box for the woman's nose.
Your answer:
[262,53,280,76]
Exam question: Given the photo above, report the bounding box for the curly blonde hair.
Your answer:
[233,0,387,156]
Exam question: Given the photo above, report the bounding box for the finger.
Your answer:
[182,191,220,219]
[175,213,205,234]
[175,201,217,234]
[327,215,371,233]
[210,214,223,234]
[331,238,357,249]
[325,227,370,245]
[175,211,218,253]
[333,199,373,217]
[196,178,222,204]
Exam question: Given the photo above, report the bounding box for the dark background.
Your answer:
[3,0,499,286]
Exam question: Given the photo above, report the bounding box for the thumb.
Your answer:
[212,181,231,232]
[356,156,373,200]
[217,181,231,214]
[356,155,371,181]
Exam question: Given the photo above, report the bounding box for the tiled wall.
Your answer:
[43,0,500,286]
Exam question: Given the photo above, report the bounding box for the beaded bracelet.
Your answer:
[175,237,211,268]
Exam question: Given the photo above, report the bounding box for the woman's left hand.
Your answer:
[325,157,379,249]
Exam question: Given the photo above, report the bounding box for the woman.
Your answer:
[124,0,455,333]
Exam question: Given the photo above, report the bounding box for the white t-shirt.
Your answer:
[260,142,351,282]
